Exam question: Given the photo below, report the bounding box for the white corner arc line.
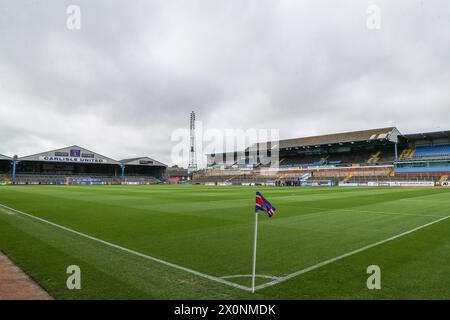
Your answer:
[0,203,252,292]
[221,274,280,280]
[254,215,450,291]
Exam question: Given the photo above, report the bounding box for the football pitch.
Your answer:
[0,185,449,300]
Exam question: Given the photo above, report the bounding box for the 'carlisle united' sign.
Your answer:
[38,149,106,163]
[39,156,106,163]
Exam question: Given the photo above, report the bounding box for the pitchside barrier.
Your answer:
[367,181,435,187]
[338,181,435,187]
[338,183,367,187]
[202,181,440,187]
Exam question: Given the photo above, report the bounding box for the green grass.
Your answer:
[0,185,449,299]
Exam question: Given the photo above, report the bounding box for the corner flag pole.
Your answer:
[251,209,258,293]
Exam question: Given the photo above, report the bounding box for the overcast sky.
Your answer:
[1,0,450,165]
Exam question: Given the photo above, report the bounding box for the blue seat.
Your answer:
[413,145,450,158]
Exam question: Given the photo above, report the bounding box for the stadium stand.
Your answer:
[3,146,166,185]
[2,128,450,187]
[394,131,450,180]
[0,154,11,185]
[278,146,394,168]
[119,157,167,184]
[410,145,450,159]
[167,165,189,183]
[197,128,450,186]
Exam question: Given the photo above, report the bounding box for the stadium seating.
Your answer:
[394,166,450,173]
[367,151,381,164]
[193,169,278,184]
[193,165,398,185]
[399,147,415,160]
[393,171,447,181]
[410,145,450,159]
[12,173,161,185]
[277,147,394,168]
[199,131,449,185]
[14,174,66,185]
[279,155,322,167]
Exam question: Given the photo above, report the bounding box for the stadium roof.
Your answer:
[401,130,450,141]
[19,145,121,165]
[207,127,401,155]
[277,127,400,149]
[120,157,167,167]
[0,154,11,160]
[244,127,400,152]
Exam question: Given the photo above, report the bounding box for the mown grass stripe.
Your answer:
[255,215,450,291]
[0,203,252,292]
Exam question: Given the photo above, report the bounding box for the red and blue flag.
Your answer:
[255,191,276,218]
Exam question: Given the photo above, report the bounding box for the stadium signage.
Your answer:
[368,181,435,187]
[39,156,106,163]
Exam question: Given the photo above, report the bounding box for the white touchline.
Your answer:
[283,204,444,218]
[0,203,252,292]
[254,215,450,291]
[0,206,15,215]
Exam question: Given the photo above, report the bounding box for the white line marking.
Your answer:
[221,274,280,280]
[284,205,444,218]
[0,203,252,292]
[0,207,15,215]
[3,202,448,293]
[254,215,450,291]
[401,198,450,204]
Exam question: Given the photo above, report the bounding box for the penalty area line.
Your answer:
[254,215,450,291]
[0,203,252,293]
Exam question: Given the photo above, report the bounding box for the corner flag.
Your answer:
[252,191,277,293]
[255,191,276,218]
